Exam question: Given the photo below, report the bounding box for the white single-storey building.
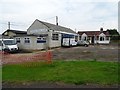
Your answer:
[78,28,110,44]
[3,19,78,50]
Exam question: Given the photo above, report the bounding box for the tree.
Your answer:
[107,29,120,40]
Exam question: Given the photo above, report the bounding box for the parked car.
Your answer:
[77,40,89,47]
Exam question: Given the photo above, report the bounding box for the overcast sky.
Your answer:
[0,0,119,34]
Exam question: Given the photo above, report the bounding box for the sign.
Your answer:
[29,29,48,34]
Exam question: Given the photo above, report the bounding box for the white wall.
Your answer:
[16,36,46,50]
[20,19,76,50]
[27,20,49,35]
[48,31,61,48]
[97,33,110,44]
[99,33,106,41]
[81,33,87,41]
[97,40,110,44]
[80,32,110,44]
[16,31,62,50]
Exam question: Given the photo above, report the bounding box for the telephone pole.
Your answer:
[8,22,10,30]
[56,16,58,25]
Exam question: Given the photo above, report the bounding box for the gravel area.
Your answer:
[1,43,119,65]
[52,44,119,62]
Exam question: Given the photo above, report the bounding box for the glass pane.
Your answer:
[3,40,16,45]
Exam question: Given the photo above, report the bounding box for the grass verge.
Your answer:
[2,61,119,85]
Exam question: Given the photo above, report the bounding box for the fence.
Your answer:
[0,51,52,65]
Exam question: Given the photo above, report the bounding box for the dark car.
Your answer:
[77,40,89,47]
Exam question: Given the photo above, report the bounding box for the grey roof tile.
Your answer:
[37,19,76,34]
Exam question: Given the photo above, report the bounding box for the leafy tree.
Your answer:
[107,29,120,40]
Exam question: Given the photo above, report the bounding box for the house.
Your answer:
[2,29,27,38]
[78,28,110,44]
[0,34,11,39]
[2,19,78,50]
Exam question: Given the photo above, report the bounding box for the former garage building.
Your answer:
[2,19,78,50]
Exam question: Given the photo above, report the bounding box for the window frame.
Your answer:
[100,37,104,41]
[16,38,21,43]
[24,37,30,43]
[52,34,59,40]
[37,37,46,43]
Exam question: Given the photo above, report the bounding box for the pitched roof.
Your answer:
[36,19,76,34]
[2,29,27,35]
[0,34,10,39]
[78,31,109,36]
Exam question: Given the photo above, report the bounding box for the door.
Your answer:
[91,36,94,44]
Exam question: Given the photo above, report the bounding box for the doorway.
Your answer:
[91,36,94,44]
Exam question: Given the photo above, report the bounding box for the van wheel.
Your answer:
[4,49,9,53]
[84,44,88,47]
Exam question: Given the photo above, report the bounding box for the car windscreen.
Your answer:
[3,40,16,45]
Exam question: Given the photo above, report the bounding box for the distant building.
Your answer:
[0,34,10,39]
[2,19,78,50]
[2,29,27,38]
[78,28,110,44]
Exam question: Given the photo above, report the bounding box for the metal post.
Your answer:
[93,35,97,61]
[45,35,48,51]
[8,22,10,30]
[56,16,58,26]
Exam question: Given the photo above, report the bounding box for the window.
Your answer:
[3,40,16,45]
[37,37,41,43]
[75,36,78,42]
[24,38,30,43]
[37,37,46,43]
[52,34,59,40]
[16,38,21,43]
[100,37,104,41]
[43,37,46,40]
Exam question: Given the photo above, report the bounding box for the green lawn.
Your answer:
[2,61,119,85]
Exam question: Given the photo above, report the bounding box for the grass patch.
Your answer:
[2,61,119,85]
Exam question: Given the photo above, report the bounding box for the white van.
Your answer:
[62,38,77,47]
[0,39,19,52]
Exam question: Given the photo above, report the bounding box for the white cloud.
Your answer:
[0,0,118,34]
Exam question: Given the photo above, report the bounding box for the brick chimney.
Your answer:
[100,27,103,32]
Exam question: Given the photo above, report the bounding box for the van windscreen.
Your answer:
[3,40,16,45]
